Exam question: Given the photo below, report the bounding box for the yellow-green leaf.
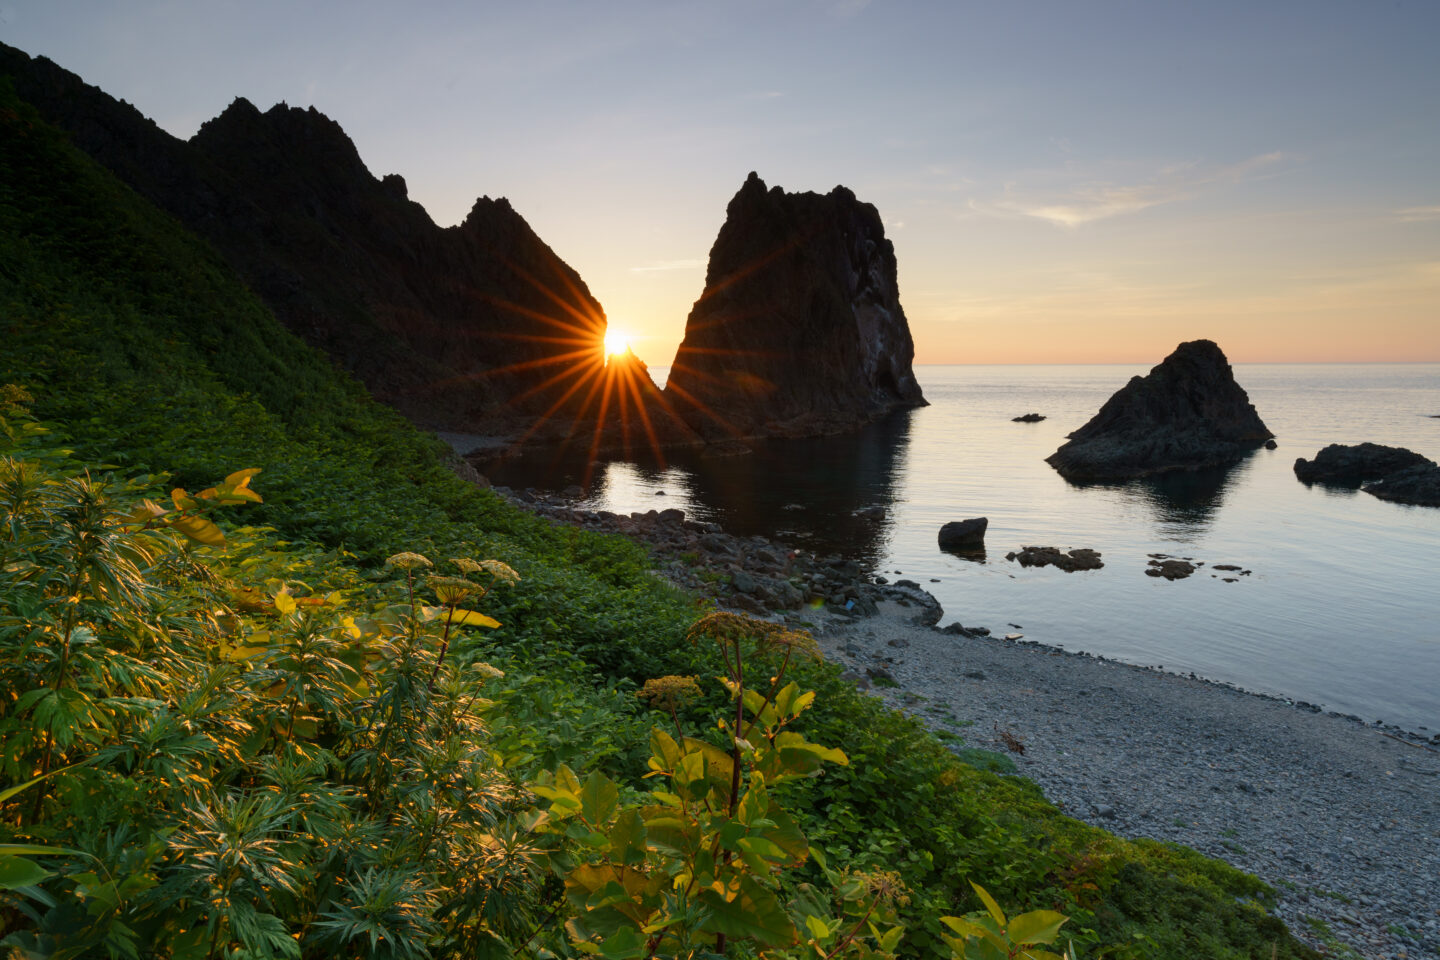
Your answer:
[272,591,297,615]
[169,514,225,548]
[445,608,501,628]
[970,882,1007,928]
[1007,909,1068,945]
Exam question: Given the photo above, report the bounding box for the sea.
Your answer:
[484,363,1440,734]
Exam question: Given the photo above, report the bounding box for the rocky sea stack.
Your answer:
[662,173,926,440]
[1047,340,1273,482]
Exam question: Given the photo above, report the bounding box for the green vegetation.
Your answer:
[0,78,1319,958]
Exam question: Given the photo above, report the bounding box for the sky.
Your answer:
[4,0,1438,365]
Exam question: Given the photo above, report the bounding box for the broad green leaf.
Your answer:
[597,926,646,960]
[1007,909,1068,945]
[272,591,297,615]
[970,882,1008,928]
[580,771,619,826]
[0,855,52,889]
[608,809,647,866]
[804,914,831,942]
[698,875,797,946]
[878,924,905,953]
[169,513,226,547]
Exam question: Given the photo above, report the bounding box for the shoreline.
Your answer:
[493,486,1440,959]
[810,602,1440,960]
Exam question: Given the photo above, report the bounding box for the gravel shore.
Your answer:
[811,602,1440,960]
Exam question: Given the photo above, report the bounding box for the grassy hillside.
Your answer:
[0,79,1316,959]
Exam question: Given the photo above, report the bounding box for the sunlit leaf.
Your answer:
[169,513,225,547]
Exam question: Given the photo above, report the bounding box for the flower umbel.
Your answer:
[638,675,702,713]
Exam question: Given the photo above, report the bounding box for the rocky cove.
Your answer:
[488,481,1440,960]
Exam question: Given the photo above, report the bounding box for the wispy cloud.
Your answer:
[1395,205,1440,222]
[982,152,1288,229]
[629,258,705,274]
[828,0,871,18]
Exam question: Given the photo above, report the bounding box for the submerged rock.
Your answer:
[662,172,926,441]
[1146,559,1196,580]
[1046,340,1272,481]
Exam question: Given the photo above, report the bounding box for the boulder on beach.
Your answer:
[938,517,988,552]
[1046,340,1273,482]
[1004,546,1104,572]
[662,172,927,441]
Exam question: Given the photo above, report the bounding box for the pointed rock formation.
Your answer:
[1047,340,1272,481]
[662,173,926,440]
[0,42,699,451]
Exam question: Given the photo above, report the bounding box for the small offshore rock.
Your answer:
[938,517,988,552]
[1012,412,1046,422]
[1265,439,1278,450]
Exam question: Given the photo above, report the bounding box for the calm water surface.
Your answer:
[486,364,1440,733]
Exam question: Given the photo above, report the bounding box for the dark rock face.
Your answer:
[938,518,988,552]
[662,173,926,440]
[1293,443,1431,485]
[0,43,698,451]
[1046,340,1272,481]
[1295,443,1440,507]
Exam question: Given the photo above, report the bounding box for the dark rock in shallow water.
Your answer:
[1363,461,1440,507]
[662,172,926,440]
[1146,559,1196,580]
[937,517,988,552]
[1012,413,1046,422]
[1004,546,1104,572]
[1046,340,1272,481]
[1293,443,1431,486]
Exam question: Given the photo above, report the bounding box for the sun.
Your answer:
[604,328,632,357]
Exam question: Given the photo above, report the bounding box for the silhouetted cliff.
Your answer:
[663,173,926,440]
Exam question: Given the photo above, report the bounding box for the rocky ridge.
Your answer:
[0,43,699,454]
[1047,340,1273,481]
[663,172,927,441]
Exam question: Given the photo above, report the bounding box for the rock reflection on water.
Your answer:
[481,410,917,567]
[1063,456,1254,541]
